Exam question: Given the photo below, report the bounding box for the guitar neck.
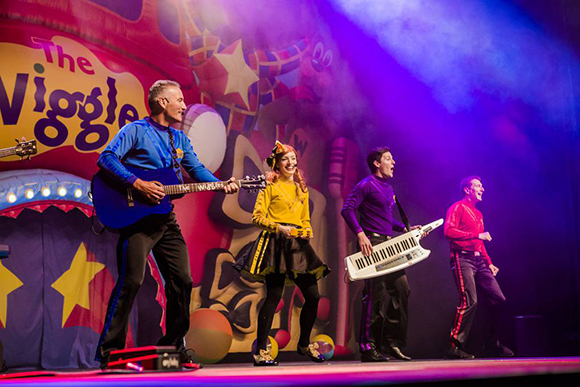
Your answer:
[163,180,234,195]
[0,147,16,159]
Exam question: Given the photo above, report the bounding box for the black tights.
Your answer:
[256,273,320,352]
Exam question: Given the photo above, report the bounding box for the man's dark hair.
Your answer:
[148,80,180,112]
[366,146,391,173]
[460,175,482,196]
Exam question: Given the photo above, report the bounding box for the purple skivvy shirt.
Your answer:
[341,175,406,236]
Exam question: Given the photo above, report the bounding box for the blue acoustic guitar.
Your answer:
[91,166,265,229]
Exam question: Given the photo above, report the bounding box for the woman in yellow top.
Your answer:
[235,141,330,366]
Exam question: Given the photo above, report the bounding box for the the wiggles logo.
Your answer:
[0,36,148,158]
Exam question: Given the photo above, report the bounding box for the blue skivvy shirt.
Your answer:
[97,117,218,186]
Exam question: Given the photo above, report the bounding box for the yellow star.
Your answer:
[0,261,23,328]
[51,243,105,328]
[214,40,259,109]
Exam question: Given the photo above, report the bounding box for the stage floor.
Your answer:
[2,358,580,386]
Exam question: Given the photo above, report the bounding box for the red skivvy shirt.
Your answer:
[444,198,492,266]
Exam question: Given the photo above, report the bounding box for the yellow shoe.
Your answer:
[253,348,278,366]
[297,342,325,363]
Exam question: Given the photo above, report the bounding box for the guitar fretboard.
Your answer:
[0,148,16,158]
[163,181,230,195]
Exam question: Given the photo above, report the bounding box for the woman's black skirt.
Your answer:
[234,230,330,284]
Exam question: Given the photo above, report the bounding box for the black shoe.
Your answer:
[445,346,475,360]
[99,354,109,370]
[180,348,203,369]
[361,348,389,362]
[297,343,325,363]
[483,340,514,357]
[253,348,278,366]
[385,346,411,361]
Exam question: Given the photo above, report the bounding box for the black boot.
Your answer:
[445,345,475,360]
[385,346,411,361]
[361,346,389,362]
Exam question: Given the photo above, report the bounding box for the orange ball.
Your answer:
[185,308,233,364]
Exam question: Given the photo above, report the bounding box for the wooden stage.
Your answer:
[2,358,580,386]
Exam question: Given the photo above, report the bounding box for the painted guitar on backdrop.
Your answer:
[0,139,37,159]
[91,166,266,228]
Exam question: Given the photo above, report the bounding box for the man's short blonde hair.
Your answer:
[148,80,180,111]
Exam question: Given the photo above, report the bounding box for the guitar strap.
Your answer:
[167,129,183,184]
[369,177,411,231]
[395,195,411,232]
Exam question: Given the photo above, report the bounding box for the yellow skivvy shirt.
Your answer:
[251,180,312,234]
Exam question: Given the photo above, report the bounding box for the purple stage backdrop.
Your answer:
[318,0,580,357]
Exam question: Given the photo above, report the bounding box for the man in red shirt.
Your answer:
[444,176,513,359]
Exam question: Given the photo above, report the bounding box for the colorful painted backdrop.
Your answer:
[1,0,579,369]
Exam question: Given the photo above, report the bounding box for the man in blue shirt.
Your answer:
[95,80,238,368]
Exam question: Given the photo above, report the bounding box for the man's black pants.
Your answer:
[96,212,193,362]
[449,251,506,350]
[359,234,410,353]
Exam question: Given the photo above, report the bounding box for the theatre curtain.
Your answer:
[0,207,163,369]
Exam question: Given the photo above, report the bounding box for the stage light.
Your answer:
[7,193,17,203]
[330,0,572,117]
[0,171,93,214]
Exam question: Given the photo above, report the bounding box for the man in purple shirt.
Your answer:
[341,147,412,362]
